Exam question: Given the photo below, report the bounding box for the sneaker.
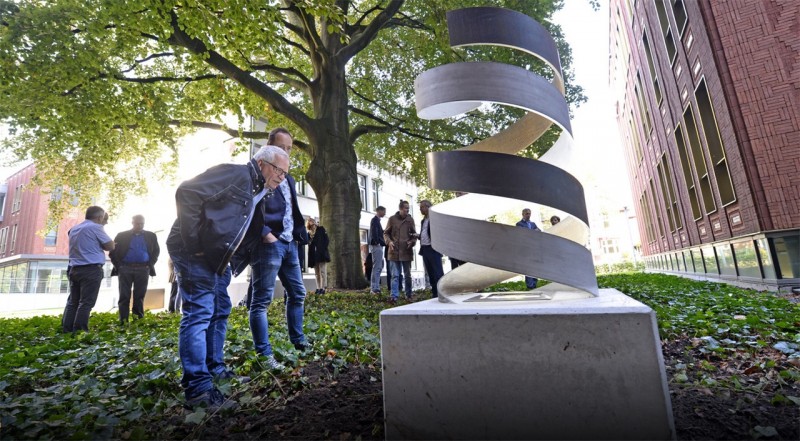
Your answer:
[387,298,397,305]
[261,354,286,371]
[186,388,238,411]
[371,290,382,295]
[214,369,251,384]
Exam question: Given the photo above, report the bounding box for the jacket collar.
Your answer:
[248,159,266,193]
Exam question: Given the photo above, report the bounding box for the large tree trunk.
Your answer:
[305,60,368,289]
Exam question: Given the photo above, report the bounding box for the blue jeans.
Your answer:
[369,245,384,292]
[390,260,412,299]
[525,276,538,289]
[420,245,444,298]
[172,253,232,399]
[250,240,306,356]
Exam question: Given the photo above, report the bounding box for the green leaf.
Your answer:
[184,410,206,425]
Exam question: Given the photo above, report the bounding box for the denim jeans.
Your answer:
[389,260,412,299]
[62,265,104,332]
[420,245,444,298]
[250,240,306,356]
[117,265,150,322]
[369,245,384,292]
[172,253,232,399]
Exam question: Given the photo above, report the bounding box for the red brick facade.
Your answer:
[0,164,81,259]
[609,0,799,287]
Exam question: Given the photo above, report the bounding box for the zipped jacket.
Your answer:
[167,159,265,275]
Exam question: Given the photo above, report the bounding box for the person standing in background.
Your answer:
[384,200,417,303]
[110,215,160,325]
[418,200,444,298]
[62,206,115,333]
[368,206,386,295]
[516,208,540,290]
[306,217,330,294]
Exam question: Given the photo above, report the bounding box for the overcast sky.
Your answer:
[553,0,634,208]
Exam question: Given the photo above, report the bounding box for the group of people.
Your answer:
[62,127,320,411]
[61,127,557,411]
[366,204,560,299]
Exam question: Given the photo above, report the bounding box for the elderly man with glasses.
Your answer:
[166,144,289,411]
[246,127,310,372]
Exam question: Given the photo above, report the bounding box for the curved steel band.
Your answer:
[430,210,599,297]
[427,150,588,225]
[414,62,572,136]
[446,6,564,92]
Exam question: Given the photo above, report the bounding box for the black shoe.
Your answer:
[186,388,239,411]
[214,369,251,384]
[294,340,310,351]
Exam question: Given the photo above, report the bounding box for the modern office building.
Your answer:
[610,0,799,291]
[0,163,87,295]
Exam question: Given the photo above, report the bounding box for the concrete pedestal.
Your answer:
[380,286,675,440]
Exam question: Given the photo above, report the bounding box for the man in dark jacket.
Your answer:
[249,128,310,372]
[110,215,160,324]
[368,206,386,295]
[418,200,444,298]
[166,145,289,411]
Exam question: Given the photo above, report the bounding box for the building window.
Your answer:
[755,238,777,280]
[673,123,702,220]
[773,236,800,279]
[371,179,380,212]
[642,31,662,104]
[657,153,682,232]
[649,179,666,238]
[601,238,619,255]
[9,224,18,253]
[732,241,761,279]
[44,228,58,247]
[672,0,688,35]
[11,184,23,213]
[634,74,653,134]
[695,78,736,206]
[716,244,736,276]
[358,174,367,211]
[683,105,716,214]
[0,227,7,254]
[295,177,307,196]
[702,246,718,274]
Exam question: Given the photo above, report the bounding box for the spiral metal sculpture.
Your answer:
[414,7,599,303]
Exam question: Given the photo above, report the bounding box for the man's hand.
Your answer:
[263,233,279,244]
[388,241,396,251]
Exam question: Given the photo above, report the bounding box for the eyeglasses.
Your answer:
[262,160,287,177]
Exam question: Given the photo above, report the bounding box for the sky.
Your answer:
[552,0,634,209]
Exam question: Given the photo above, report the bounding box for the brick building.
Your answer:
[0,163,86,294]
[609,0,799,291]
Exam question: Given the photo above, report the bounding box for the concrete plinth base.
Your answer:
[380,286,675,440]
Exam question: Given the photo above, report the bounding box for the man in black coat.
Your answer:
[110,215,160,324]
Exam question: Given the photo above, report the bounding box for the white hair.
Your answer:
[253,145,289,164]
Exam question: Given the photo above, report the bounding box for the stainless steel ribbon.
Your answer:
[414,7,599,302]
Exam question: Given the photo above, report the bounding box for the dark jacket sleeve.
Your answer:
[286,175,309,245]
[370,217,385,246]
[146,231,160,276]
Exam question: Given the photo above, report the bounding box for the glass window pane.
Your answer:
[756,238,776,280]
[716,244,736,276]
[702,247,718,274]
[691,249,704,273]
[732,241,760,279]
[773,236,800,279]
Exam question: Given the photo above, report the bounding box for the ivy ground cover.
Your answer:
[0,273,798,440]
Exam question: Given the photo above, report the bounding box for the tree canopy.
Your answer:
[0,0,586,287]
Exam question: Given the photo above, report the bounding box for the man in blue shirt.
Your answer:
[110,215,160,325]
[62,206,115,332]
[248,128,310,372]
[368,206,386,295]
[515,208,540,290]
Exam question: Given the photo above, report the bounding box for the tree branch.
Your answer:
[249,62,312,89]
[166,10,313,134]
[348,105,461,147]
[117,73,223,83]
[338,0,404,61]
